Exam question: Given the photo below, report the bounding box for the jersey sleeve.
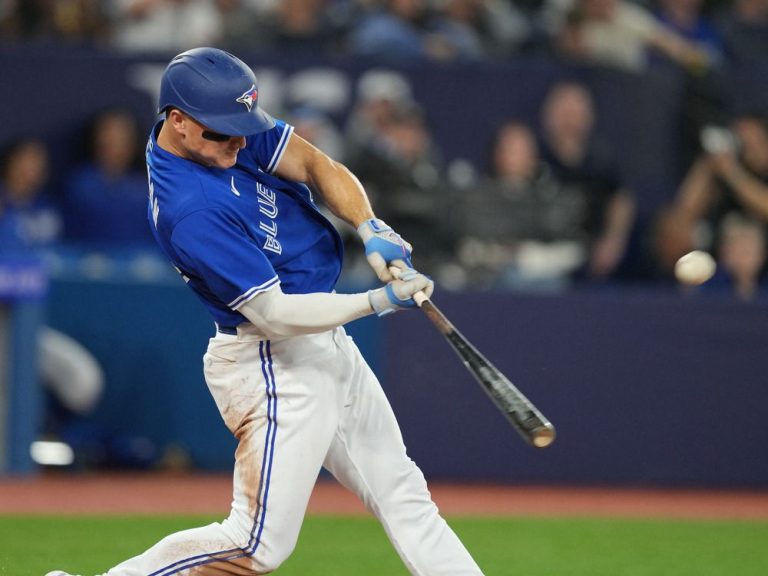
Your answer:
[171,209,280,310]
[244,118,295,174]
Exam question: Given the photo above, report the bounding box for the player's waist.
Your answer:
[215,321,345,341]
[210,323,349,362]
[215,321,261,338]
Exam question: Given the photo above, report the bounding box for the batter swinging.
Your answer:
[47,48,483,576]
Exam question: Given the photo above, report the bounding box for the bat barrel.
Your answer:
[530,423,556,448]
[507,408,556,448]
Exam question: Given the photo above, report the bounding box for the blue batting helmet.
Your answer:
[158,47,275,136]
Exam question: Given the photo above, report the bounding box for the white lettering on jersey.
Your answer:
[146,164,160,228]
[259,220,277,235]
[264,236,282,254]
[256,182,278,218]
[256,182,281,255]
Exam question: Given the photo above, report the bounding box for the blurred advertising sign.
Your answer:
[0,258,48,301]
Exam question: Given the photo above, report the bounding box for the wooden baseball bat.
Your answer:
[395,269,556,448]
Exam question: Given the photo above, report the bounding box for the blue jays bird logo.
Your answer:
[236,85,258,111]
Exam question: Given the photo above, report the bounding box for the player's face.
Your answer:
[180,113,247,169]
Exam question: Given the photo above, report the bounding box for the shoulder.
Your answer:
[242,119,295,174]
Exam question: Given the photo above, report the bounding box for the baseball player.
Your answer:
[47,47,483,576]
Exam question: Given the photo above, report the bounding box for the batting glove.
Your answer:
[368,268,434,316]
[357,218,413,282]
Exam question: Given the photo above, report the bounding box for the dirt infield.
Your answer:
[1,472,767,520]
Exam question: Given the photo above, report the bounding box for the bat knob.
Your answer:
[531,424,556,448]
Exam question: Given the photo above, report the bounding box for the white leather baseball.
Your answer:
[675,250,716,286]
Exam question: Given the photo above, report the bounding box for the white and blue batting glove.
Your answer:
[357,218,413,282]
[368,268,434,317]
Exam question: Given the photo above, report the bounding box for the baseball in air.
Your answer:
[674,250,716,285]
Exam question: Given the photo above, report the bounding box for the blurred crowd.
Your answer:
[0,0,765,66]
[1,0,767,301]
[0,0,764,65]
[0,0,768,69]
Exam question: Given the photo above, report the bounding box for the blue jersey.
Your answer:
[145,119,343,328]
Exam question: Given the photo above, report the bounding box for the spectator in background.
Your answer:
[345,69,416,155]
[215,0,264,51]
[430,0,533,59]
[654,0,723,61]
[716,0,768,67]
[266,0,336,55]
[555,0,711,73]
[0,138,104,446]
[451,121,588,291]
[0,138,62,250]
[219,0,338,55]
[538,81,636,280]
[348,0,463,62]
[655,115,768,276]
[349,102,452,277]
[0,0,50,40]
[555,0,725,177]
[653,0,728,174]
[107,0,222,52]
[707,212,767,300]
[0,0,108,43]
[63,109,154,247]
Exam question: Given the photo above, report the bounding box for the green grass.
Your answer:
[1,515,767,575]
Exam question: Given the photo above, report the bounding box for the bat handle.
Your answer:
[388,267,429,307]
[413,290,429,307]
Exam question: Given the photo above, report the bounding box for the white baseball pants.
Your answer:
[105,326,483,575]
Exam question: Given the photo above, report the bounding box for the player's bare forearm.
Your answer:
[276,133,375,227]
[311,158,375,228]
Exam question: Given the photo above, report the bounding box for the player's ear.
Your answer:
[166,108,188,134]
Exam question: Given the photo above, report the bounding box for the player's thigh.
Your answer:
[324,334,420,494]
[214,335,343,547]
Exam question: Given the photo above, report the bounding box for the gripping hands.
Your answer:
[368,268,434,317]
[357,218,413,282]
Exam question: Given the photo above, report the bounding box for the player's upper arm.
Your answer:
[273,131,333,184]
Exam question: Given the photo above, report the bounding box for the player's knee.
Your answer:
[245,541,296,574]
[222,518,296,573]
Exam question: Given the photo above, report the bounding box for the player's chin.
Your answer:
[216,153,239,169]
